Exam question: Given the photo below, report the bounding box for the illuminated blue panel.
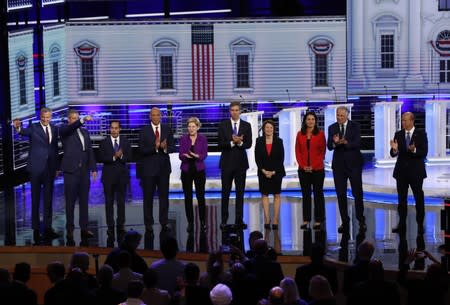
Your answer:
[280,202,293,250]
[42,0,64,7]
[325,200,338,241]
[7,0,32,12]
[374,209,386,240]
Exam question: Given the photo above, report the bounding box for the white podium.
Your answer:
[274,107,308,171]
[374,102,403,167]
[425,100,450,164]
[241,111,264,175]
[324,103,354,167]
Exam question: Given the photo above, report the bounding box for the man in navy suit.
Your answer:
[327,106,365,233]
[390,112,428,235]
[13,107,60,244]
[139,107,175,236]
[98,120,132,246]
[59,109,97,246]
[218,101,252,229]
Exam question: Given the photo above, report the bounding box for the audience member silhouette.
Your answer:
[44,261,67,305]
[308,275,336,305]
[112,251,143,294]
[94,264,126,305]
[140,268,171,305]
[343,240,374,295]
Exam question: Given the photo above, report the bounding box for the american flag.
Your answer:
[192,24,214,100]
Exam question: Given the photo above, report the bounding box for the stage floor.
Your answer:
[0,160,448,270]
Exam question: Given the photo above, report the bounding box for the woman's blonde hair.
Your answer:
[187,117,201,128]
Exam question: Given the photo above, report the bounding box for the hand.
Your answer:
[189,151,199,158]
[13,119,21,129]
[160,139,167,150]
[408,142,416,153]
[390,138,398,151]
[341,137,348,145]
[333,134,340,144]
[183,153,193,159]
[83,115,93,121]
[404,248,417,265]
[91,171,97,182]
[114,149,123,159]
[232,134,242,144]
[304,166,312,173]
[155,137,161,149]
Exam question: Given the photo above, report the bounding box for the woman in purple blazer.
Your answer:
[179,117,208,233]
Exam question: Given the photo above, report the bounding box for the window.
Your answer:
[372,14,401,76]
[439,0,450,11]
[160,55,174,89]
[309,37,333,88]
[236,54,249,88]
[19,70,26,105]
[440,59,450,83]
[153,39,179,94]
[74,41,99,93]
[52,61,60,96]
[315,54,328,87]
[381,34,395,69]
[230,38,255,91]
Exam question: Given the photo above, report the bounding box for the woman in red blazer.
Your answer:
[295,111,326,230]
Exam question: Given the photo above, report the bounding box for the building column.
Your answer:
[405,0,424,90]
[348,0,366,91]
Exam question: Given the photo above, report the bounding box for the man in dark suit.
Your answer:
[327,106,366,233]
[13,107,61,244]
[139,107,175,235]
[60,109,97,246]
[98,120,132,247]
[390,112,428,234]
[218,101,252,229]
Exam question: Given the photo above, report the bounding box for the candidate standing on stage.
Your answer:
[327,106,366,233]
[390,112,428,235]
[218,101,252,229]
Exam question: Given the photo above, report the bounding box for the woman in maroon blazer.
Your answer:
[179,117,208,232]
[255,120,286,230]
[295,111,326,230]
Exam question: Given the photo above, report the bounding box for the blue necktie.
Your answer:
[405,131,411,149]
[114,139,119,152]
[233,122,238,135]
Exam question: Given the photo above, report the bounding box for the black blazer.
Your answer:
[390,128,427,180]
[327,120,363,169]
[138,123,175,178]
[60,120,96,173]
[254,136,286,179]
[97,135,132,185]
[218,119,252,170]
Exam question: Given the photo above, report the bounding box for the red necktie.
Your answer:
[155,126,160,140]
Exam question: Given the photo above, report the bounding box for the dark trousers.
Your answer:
[181,169,206,223]
[142,173,170,230]
[333,165,365,225]
[396,176,425,227]
[30,167,55,230]
[299,169,325,222]
[221,168,246,224]
[64,168,90,233]
[103,181,127,230]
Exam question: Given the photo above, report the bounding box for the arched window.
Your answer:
[372,14,401,75]
[49,44,61,98]
[309,37,334,87]
[74,40,99,93]
[153,39,179,94]
[230,38,255,92]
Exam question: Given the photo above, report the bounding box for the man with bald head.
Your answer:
[390,112,428,235]
[139,107,175,237]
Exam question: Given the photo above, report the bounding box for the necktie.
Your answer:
[339,124,344,139]
[45,126,50,144]
[155,126,160,140]
[233,122,238,135]
[114,139,119,152]
[405,131,411,148]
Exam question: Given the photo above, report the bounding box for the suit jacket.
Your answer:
[138,123,175,178]
[218,119,252,170]
[98,135,131,184]
[295,130,326,170]
[254,136,286,179]
[390,128,427,180]
[60,120,96,173]
[18,122,59,175]
[178,133,208,173]
[327,120,363,169]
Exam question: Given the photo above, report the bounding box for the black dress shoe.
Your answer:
[33,230,41,245]
[81,230,94,239]
[338,224,349,234]
[44,228,60,240]
[272,224,279,230]
[313,222,322,230]
[300,222,310,230]
[161,224,171,232]
[359,222,367,232]
[391,225,405,234]
[264,224,271,230]
[235,222,248,230]
[417,226,425,235]
[220,223,227,230]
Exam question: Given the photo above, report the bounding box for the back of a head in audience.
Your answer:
[47,261,65,284]
[118,250,132,269]
[160,237,178,260]
[280,277,300,304]
[230,262,246,280]
[249,231,263,251]
[184,263,200,284]
[207,251,224,275]
[268,286,284,305]
[210,283,233,305]
[127,280,144,299]
[13,262,31,283]
[0,268,10,284]
[368,259,384,281]
[143,268,158,288]
[357,240,375,261]
[122,230,142,251]
[309,275,333,301]
[97,264,114,287]
[70,252,90,272]
[253,239,268,256]
[311,243,325,264]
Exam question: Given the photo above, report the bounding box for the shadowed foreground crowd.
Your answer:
[0,230,448,305]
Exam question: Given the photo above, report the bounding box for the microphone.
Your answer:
[239,94,245,102]
[437,82,440,100]
[286,89,291,102]
[332,86,338,102]
[384,85,388,100]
